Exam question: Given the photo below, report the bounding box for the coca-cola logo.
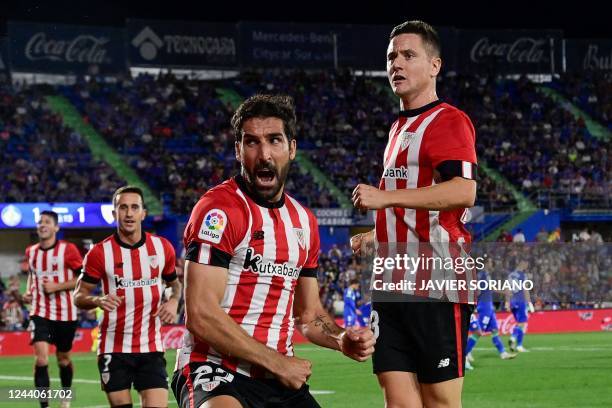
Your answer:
[162,326,187,349]
[582,44,611,71]
[498,314,517,335]
[24,32,111,64]
[470,37,548,64]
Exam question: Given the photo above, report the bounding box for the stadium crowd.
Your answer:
[439,74,610,209]
[63,73,337,213]
[0,82,124,203]
[553,72,611,130]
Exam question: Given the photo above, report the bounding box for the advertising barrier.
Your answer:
[1,309,610,356]
[8,22,126,75]
[127,19,237,68]
[565,39,612,72]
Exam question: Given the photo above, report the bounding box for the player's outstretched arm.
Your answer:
[185,261,311,390]
[352,177,476,211]
[294,276,375,362]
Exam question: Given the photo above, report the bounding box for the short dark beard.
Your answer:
[241,161,290,203]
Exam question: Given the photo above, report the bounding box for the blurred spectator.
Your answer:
[536,227,549,243]
[513,228,526,243]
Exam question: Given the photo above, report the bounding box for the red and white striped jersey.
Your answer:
[81,232,177,354]
[26,240,83,322]
[375,100,478,303]
[177,175,320,378]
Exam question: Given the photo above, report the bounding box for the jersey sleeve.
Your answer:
[161,238,178,282]
[81,246,104,284]
[426,110,478,181]
[65,243,84,274]
[300,212,320,278]
[183,188,249,269]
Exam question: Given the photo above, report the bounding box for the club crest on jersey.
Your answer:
[400,131,416,151]
[149,255,158,269]
[198,209,227,244]
[294,228,306,249]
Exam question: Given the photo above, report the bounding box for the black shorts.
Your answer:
[97,352,168,393]
[371,297,473,383]
[172,362,321,408]
[28,315,78,352]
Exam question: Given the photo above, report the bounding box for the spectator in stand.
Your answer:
[548,228,562,242]
[536,227,549,243]
[498,229,513,242]
[588,228,604,244]
[513,228,526,243]
[2,293,24,330]
[579,227,591,242]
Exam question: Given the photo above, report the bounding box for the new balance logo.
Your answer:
[437,358,450,368]
[252,230,265,240]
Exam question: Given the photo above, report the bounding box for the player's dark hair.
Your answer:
[389,20,441,58]
[39,210,58,225]
[231,94,297,142]
[112,185,145,208]
[350,279,360,286]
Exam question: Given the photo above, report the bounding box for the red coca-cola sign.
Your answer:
[162,325,187,349]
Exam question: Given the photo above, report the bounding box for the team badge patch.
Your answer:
[294,228,306,249]
[400,131,416,151]
[102,372,110,384]
[149,255,158,269]
[198,209,228,244]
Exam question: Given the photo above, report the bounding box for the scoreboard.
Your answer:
[0,203,116,228]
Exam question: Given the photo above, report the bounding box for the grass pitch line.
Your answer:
[0,375,98,384]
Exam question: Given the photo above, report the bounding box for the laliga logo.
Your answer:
[132,26,163,61]
[162,326,186,349]
[198,209,227,244]
[205,211,225,231]
[1,205,22,227]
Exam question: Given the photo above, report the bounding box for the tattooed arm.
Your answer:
[294,277,375,361]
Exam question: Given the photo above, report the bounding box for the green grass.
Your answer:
[0,332,611,407]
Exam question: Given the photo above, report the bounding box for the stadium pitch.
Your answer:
[0,332,610,407]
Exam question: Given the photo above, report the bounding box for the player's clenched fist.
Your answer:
[273,355,312,390]
[340,327,376,362]
[352,184,391,210]
[96,294,124,312]
[350,229,375,257]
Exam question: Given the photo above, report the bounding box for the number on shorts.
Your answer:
[370,310,380,340]
[102,354,112,372]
